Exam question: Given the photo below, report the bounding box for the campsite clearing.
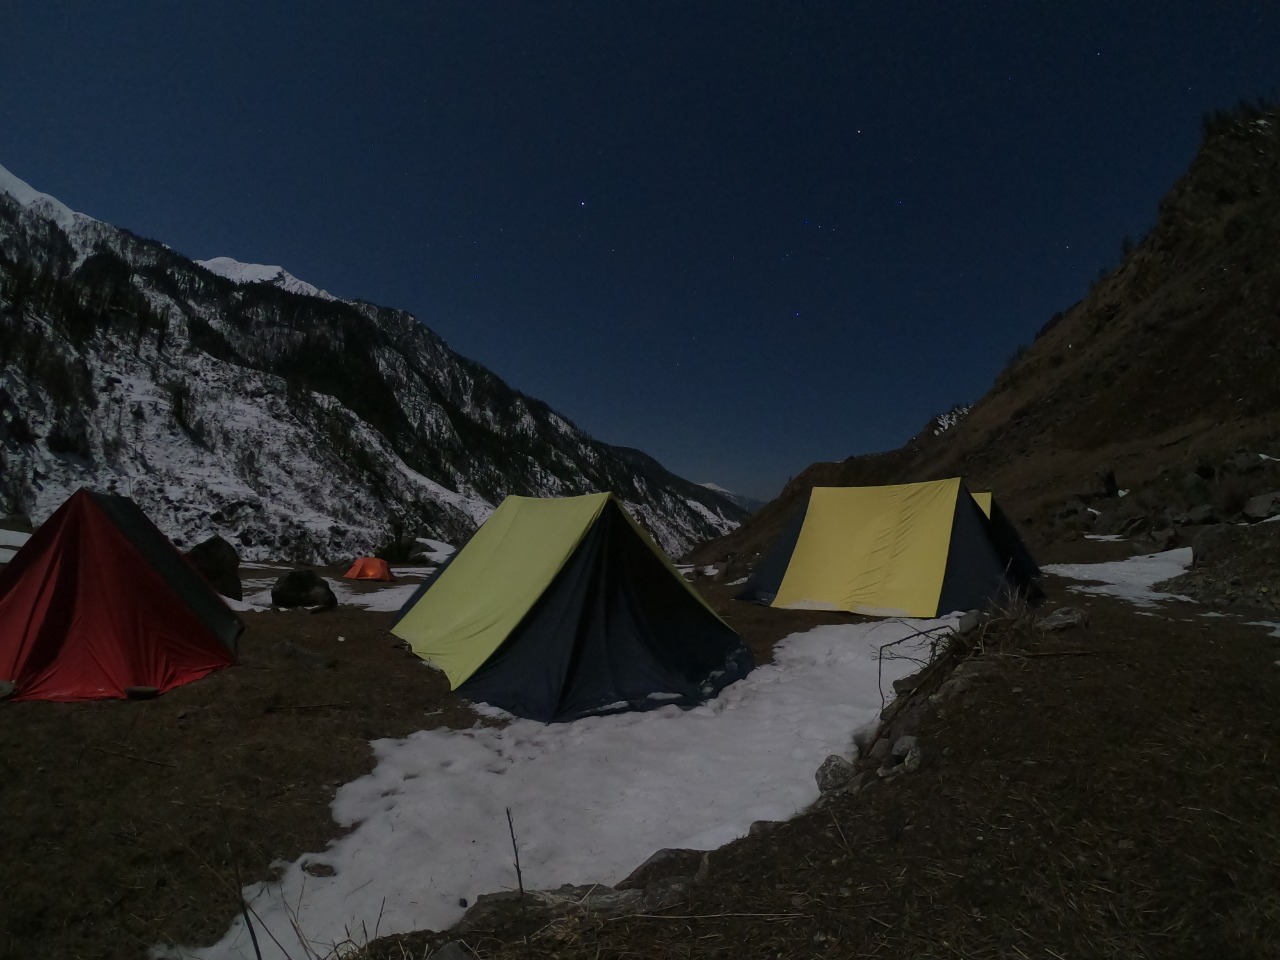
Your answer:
[2,544,1279,959]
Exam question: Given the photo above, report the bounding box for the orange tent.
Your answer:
[343,557,396,581]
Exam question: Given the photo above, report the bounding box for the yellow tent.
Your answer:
[738,478,1040,618]
[392,493,753,722]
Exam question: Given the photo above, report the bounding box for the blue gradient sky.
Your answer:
[3,3,1277,499]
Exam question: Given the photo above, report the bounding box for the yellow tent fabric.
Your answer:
[971,491,992,517]
[771,478,965,618]
[391,493,609,688]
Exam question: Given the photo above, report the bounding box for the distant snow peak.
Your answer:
[196,256,336,301]
[0,161,92,232]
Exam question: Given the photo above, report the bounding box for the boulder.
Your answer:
[1243,491,1280,522]
[1186,504,1217,525]
[815,754,857,793]
[184,535,242,601]
[271,569,337,610]
[1192,525,1237,566]
[1037,607,1089,631]
[615,848,706,891]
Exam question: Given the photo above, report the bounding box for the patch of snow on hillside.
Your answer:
[196,256,336,301]
[932,404,971,435]
[1042,548,1194,606]
[160,616,954,960]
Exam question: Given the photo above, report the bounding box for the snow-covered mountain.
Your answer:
[0,163,745,561]
[698,482,765,513]
[196,256,337,301]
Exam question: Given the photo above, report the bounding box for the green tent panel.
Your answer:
[738,478,1041,619]
[392,493,753,722]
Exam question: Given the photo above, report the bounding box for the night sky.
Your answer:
[3,4,1277,500]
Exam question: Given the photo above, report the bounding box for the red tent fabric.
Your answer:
[0,489,241,702]
[343,556,396,581]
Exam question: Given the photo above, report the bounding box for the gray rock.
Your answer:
[951,659,999,681]
[867,738,893,765]
[901,746,923,773]
[816,754,857,793]
[956,610,983,636]
[616,848,705,891]
[891,671,925,695]
[1243,491,1280,521]
[1186,504,1217,525]
[430,943,475,960]
[1147,527,1179,551]
[271,569,338,611]
[931,676,973,705]
[455,884,644,933]
[1037,607,1089,631]
[891,735,919,758]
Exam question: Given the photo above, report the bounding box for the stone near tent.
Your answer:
[1243,491,1280,521]
[1186,504,1217,525]
[1095,497,1150,537]
[428,942,475,960]
[1192,524,1236,566]
[815,754,857,793]
[184,534,242,601]
[271,569,337,611]
[1037,607,1089,631]
[615,848,707,891]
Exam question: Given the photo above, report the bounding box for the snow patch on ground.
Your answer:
[1042,548,1194,607]
[160,616,954,959]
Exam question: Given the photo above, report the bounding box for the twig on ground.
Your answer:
[93,744,174,767]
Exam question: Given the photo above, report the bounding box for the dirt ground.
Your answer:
[3,546,1280,960]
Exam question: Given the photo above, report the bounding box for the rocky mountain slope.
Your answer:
[0,165,745,562]
[691,103,1280,568]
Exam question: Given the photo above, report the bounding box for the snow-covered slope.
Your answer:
[0,163,744,561]
[196,256,336,301]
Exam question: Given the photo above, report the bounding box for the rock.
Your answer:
[951,659,999,681]
[430,943,475,960]
[867,738,892,765]
[931,676,973,705]
[1037,607,1089,631]
[616,848,706,891]
[1243,491,1280,521]
[891,671,925,696]
[956,610,983,636]
[1192,525,1236,566]
[885,697,938,744]
[815,754,857,793]
[271,569,337,610]
[1096,497,1151,536]
[893,736,923,773]
[1096,468,1119,497]
[184,535,242,601]
[1186,504,1217,525]
[455,885,648,933]
[1146,527,1179,551]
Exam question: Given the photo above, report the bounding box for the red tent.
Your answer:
[343,556,396,581]
[0,489,241,702]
